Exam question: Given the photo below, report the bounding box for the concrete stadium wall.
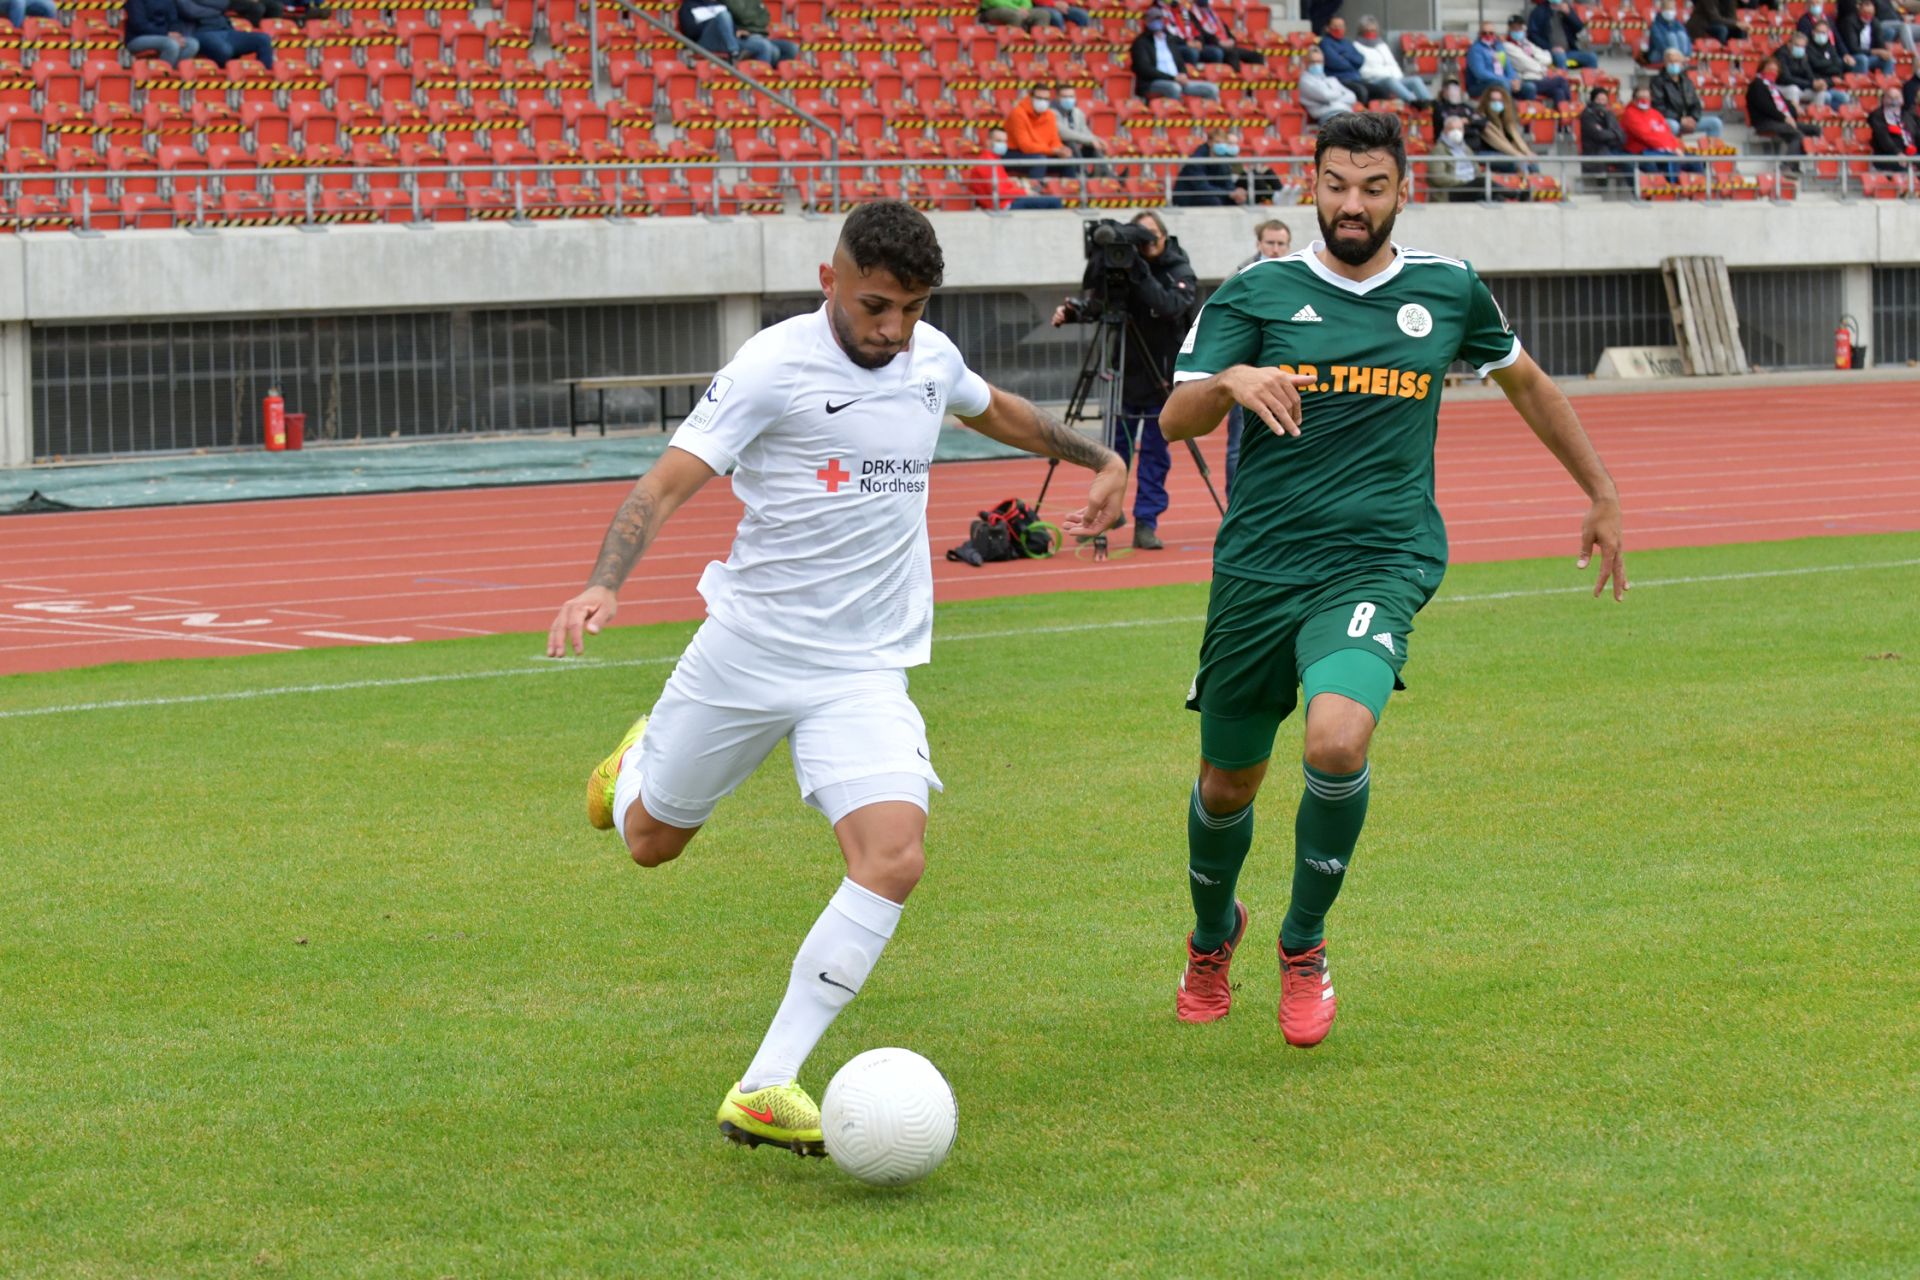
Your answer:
[2,201,1916,466]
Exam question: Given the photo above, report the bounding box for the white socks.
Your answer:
[738,878,902,1092]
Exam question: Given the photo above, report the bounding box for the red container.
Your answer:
[286,412,306,450]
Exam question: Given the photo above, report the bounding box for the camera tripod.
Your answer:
[1033,298,1226,561]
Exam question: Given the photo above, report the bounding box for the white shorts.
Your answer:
[616,619,942,830]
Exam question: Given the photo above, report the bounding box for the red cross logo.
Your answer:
[817,458,851,492]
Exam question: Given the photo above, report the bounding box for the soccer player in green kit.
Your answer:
[1159,112,1627,1046]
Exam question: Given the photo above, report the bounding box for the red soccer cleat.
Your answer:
[1176,901,1249,1024]
[1279,939,1337,1047]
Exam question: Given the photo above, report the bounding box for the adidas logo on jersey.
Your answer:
[1290,305,1323,323]
[1373,633,1395,654]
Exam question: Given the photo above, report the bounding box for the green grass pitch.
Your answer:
[3,533,1918,1279]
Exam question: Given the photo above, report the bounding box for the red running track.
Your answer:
[3,380,1917,676]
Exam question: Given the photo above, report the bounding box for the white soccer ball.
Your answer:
[821,1048,958,1186]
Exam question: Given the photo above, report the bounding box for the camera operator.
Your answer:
[1050,211,1198,551]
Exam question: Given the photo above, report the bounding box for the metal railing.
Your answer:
[8,150,1915,231]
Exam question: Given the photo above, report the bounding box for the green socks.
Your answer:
[1280,761,1370,953]
[1187,781,1254,952]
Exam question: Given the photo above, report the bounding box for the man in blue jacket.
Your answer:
[1319,16,1371,99]
[122,0,198,64]
[175,0,274,66]
[1173,129,1249,206]
[1465,21,1520,95]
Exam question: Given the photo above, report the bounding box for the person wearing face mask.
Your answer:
[1868,86,1919,169]
[1578,85,1633,184]
[1500,12,1572,103]
[979,0,1063,32]
[1797,1,1831,36]
[1431,77,1477,136]
[1527,0,1598,69]
[1651,48,1723,136]
[1130,7,1222,101]
[1005,83,1078,178]
[1472,85,1539,171]
[1840,0,1898,75]
[1182,0,1264,69]
[1620,84,1692,180]
[1354,15,1433,102]
[967,126,1067,209]
[1049,86,1107,163]
[1745,58,1819,160]
[1174,128,1251,206]
[1301,47,1362,120]
[1645,4,1692,66]
[1424,115,1489,201]
[1466,21,1523,97]
[1319,18,1373,99]
[1772,30,1820,105]
[1805,21,1852,96]
[1685,0,1744,44]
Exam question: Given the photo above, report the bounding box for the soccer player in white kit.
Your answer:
[547,202,1127,1156]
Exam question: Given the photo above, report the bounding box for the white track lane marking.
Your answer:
[3,556,1916,722]
[301,630,412,644]
[2,613,302,652]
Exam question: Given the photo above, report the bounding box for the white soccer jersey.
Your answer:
[667,304,992,670]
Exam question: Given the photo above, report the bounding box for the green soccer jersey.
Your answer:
[1174,243,1520,586]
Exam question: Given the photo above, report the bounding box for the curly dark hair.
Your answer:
[1313,111,1407,179]
[838,201,946,292]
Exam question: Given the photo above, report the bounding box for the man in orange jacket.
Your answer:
[1004,83,1079,177]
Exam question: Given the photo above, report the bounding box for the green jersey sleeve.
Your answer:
[1459,266,1521,378]
[1173,275,1262,382]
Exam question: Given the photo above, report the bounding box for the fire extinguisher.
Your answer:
[263,385,286,451]
[1834,316,1858,371]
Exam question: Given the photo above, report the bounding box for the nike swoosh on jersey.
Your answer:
[825,398,863,414]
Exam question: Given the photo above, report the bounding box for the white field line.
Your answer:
[3,556,1916,722]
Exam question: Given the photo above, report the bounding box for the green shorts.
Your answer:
[1185,567,1437,770]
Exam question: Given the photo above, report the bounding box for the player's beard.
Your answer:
[827,297,904,370]
[1317,202,1398,267]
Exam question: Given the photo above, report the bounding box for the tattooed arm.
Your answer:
[546,447,716,657]
[957,386,1128,537]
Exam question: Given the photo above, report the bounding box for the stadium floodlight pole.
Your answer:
[620,2,843,214]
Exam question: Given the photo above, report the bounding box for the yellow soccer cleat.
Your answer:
[717,1081,826,1157]
[584,715,648,832]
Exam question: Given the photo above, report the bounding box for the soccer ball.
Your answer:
[820,1048,957,1186]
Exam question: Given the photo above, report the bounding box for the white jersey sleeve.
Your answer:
[945,346,992,420]
[667,334,798,475]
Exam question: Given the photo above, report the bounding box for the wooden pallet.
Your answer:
[1661,254,1751,376]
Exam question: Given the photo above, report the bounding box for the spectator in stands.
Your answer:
[722,0,799,66]
[1238,218,1291,270]
[2,0,54,21]
[175,0,273,67]
[1005,83,1076,178]
[679,0,745,57]
[1432,77,1477,135]
[1805,22,1852,94]
[1472,84,1540,170]
[1870,0,1920,57]
[1300,46,1361,119]
[1774,29,1849,109]
[1501,13,1573,103]
[1183,0,1264,70]
[1746,57,1820,158]
[1653,49,1725,136]
[979,0,1063,31]
[1621,82,1695,179]
[1797,0,1832,36]
[1905,64,1919,113]
[1131,8,1222,101]
[1426,116,1487,200]
[1840,0,1900,72]
[1466,21,1522,97]
[1051,86,1106,165]
[968,127,1067,209]
[1646,4,1693,64]
[1319,17,1372,99]
[1869,86,1919,167]
[1030,0,1092,27]
[1355,16,1433,102]
[1173,128,1249,205]
[1579,84,1633,179]
[122,0,200,65]
[1527,0,1598,69]
[1687,0,1744,43]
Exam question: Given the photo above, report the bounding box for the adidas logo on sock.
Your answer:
[1290,304,1323,323]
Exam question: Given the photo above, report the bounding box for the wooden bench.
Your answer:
[558,372,716,437]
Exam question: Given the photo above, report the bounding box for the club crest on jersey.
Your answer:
[1396,304,1433,339]
[921,378,940,414]
[683,375,733,432]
